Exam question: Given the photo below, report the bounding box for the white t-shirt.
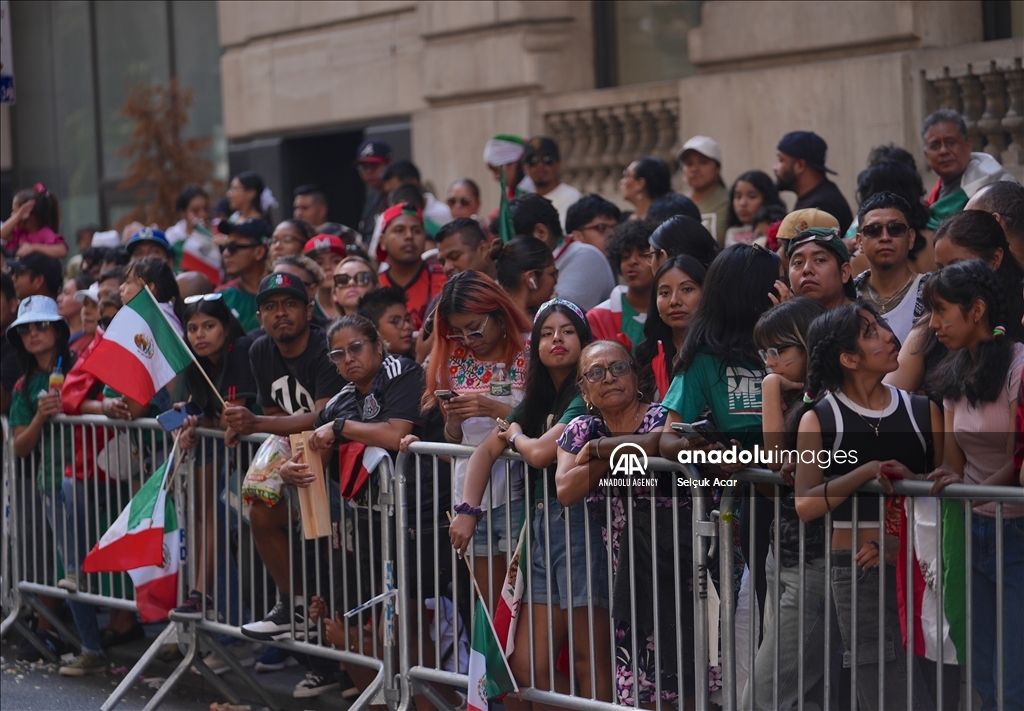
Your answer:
[538,182,582,230]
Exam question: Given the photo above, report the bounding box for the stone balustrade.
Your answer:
[922,51,1024,170]
[536,82,682,199]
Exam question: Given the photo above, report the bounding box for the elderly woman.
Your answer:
[555,340,688,706]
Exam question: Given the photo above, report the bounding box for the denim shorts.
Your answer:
[472,501,523,557]
[527,497,609,610]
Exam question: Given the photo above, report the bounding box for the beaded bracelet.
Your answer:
[454,502,485,520]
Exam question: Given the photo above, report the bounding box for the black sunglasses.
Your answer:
[219,242,259,255]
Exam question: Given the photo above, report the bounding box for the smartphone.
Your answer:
[671,422,700,438]
[434,390,455,401]
[156,402,203,432]
[692,419,732,448]
[495,418,510,432]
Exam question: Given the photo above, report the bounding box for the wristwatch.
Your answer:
[507,432,522,452]
[332,417,347,440]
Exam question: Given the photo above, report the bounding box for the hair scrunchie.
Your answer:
[33,182,47,195]
[803,392,815,403]
[260,187,278,214]
[993,325,1006,339]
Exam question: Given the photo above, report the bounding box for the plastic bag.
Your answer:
[241,435,291,507]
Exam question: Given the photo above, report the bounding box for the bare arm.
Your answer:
[884,324,927,392]
[19,242,69,259]
[337,418,414,452]
[462,428,508,507]
[507,422,567,469]
[555,446,608,506]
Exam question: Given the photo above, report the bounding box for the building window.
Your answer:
[594,0,703,89]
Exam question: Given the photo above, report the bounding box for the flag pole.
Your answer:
[143,286,227,409]
[163,431,186,492]
[446,513,522,698]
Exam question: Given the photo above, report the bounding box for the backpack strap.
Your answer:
[812,395,837,456]
[907,392,934,466]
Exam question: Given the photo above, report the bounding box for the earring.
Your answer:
[637,390,643,400]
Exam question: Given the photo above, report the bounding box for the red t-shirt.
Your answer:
[379,259,447,331]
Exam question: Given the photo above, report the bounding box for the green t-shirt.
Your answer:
[508,392,587,499]
[662,352,765,449]
[10,369,72,491]
[219,283,260,333]
[620,299,646,352]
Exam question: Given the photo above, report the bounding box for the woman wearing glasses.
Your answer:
[445,178,482,220]
[553,340,667,705]
[171,292,257,620]
[331,256,378,317]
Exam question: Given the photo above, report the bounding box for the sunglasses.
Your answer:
[860,222,909,240]
[525,154,556,167]
[746,241,773,266]
[219,242,259,255]
[581,360,632,384]
[328,339,374,363]
[334,272,373,288]
[758,345,797,365]
[446,196,474,208]
[447,315,490,344]
[183,292,224,305]
[16,321,53,335]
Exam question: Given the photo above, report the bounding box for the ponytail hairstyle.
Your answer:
[491,235,554,292]
[125,256,184,325]
[423,270,532,410]
[234,171,268,218]
[922,259,1012,406]
[520,300,593,437]
[934,210,1024,340]
[15,184,61,233]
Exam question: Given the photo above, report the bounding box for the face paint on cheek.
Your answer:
[871,347,885,356]
[943,321,955,329]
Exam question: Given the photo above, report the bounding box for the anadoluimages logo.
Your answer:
[600,442,657,487]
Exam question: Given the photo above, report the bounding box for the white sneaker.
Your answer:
[192,646,255,675]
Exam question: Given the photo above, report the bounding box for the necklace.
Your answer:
[610,403,646,433]
[856,410,884,436]
[870,273,916,314]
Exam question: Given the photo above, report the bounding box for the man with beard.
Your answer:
[523,135,582,230]
[774,131,853,235]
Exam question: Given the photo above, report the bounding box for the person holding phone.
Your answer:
[171,293,257,620]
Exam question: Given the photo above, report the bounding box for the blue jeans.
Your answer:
[60,478,108,655]
[971,514,1024,710]
[527,497,608,609]
[742,549,828,710]
[472,501,523,556]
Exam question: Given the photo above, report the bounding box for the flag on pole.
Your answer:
[896,497,968,663]
[467,598,519,711]
[82,455,181,622]
[493,520,527,655]
[179,224,222,286]
[81,285,193,405]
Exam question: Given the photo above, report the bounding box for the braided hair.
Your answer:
[922,260,1013,406]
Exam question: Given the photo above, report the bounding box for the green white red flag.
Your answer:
[467,597,518,711]
[81,285,193,405]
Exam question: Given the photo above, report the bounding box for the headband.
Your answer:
[381,202,423,233]
[534,297,587,325]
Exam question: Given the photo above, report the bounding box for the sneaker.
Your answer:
[59,651,108,676]
[57,572,79,593]
[15,629,65,662]
[171,590,214,620]
[241,600,315,641]
[338,671,360,699]
[192,646,255,676]
[293,672,340,698]
[254,645,298,673]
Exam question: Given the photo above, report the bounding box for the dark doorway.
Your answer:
[281,130,366,231]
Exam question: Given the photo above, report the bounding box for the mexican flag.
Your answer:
[82,285,194,405]
[896,497,968,663]
[493,518,527,654]
[467,597,518,711]
[180,224,222,286]
[926,151,1017,230]
[82,456,181,622]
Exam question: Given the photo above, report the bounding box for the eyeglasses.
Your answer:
[581,222,615,235]
[446,196,474,208]
[525,155,556,167]
[219,242,259,255]
[385,314,412,328]
[334,272,373,288]
[746,242,773,266]
[581,360,633,384]
[447,315,490,344]
[269,236,303,247]
[758,345,796,365]
[329,339,374,363]
[860,222,909,240]
[924,136,965,153]
[183,292,224,305]
[16,321,52,335]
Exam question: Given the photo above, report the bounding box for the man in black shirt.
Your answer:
[226,273,345,643]
[773,131,853,235]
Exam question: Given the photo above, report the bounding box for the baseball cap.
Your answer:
[777,131,836,175]
[377,203,425,263]
[304,234,347,258]
[256,272,310,308]
[216,217,273,242]
[677,136,722,165]
[7,253,64,296]
[786,227,850,262]
[776,208,840,242]
[91,230,121,249]
[7,295,70,346]
[523,136,560,162]
[74,281,101,304]
[125,227,172,257]
[354,139,393,165]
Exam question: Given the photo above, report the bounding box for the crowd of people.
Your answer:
[2,109,1023,709]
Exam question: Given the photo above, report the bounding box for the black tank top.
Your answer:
[814,385,930,523]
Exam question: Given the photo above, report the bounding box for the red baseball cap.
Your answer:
[304,234,347,257]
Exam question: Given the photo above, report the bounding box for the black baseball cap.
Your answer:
[777,131,836,175]
[7,253,64,296]
[256,272,310,308]
[217,217,273,242]
[523,136,560,162]
[354,139,393,165]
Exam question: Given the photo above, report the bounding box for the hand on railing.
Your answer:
[222,405,258,435]
[178,416,200,450]
[926,465,964,495]
[398,434,419,453]
[308,422,336,451]
[101,396,133,421]
[280,451,315,488]
[309,595,348,649]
